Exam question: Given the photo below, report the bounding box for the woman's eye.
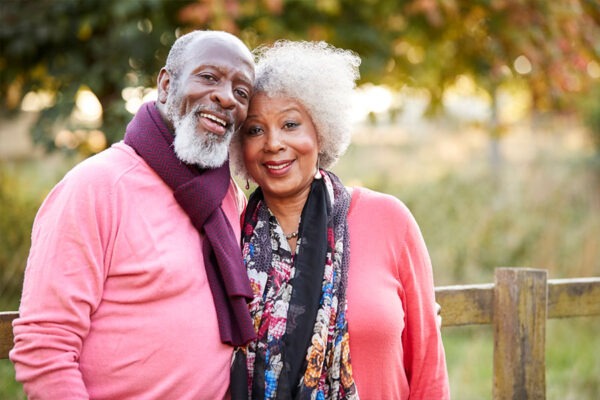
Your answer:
[283,121,299,129]
[246,126,263,136]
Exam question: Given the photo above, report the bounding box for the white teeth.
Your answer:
[200,113,226,127]
[266,162,291,170]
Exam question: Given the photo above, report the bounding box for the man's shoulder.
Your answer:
[65,142,145,184]
[78,141,140,169]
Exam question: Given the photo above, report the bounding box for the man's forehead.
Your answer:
[180,37,254,80]
[188,33,253,63]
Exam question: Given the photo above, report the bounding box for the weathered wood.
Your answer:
[547,277,600,318]
[0,311,18,360]
[493,268,547,400]
[435,283,494,326]
[2,273,599,370]
[435,277,600,327]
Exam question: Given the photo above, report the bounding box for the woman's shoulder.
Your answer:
[348,186,420,237]
[349,186,411,217]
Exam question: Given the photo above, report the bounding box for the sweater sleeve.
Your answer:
[10,161,116,399]
[397,204,450,399]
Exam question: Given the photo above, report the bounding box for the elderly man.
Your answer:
[10,30,255,399]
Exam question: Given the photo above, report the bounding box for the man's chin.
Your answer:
[173,139,228,168]
[172,116,234,168]
[204,131,229,143]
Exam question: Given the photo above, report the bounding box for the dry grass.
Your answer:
[1,115,599,399]
[332,116,600,398]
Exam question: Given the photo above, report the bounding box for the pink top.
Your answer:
[346,187,450,399]
[10,142,246,400]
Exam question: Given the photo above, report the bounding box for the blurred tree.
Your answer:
[579,82,600,155]
[0,0,190,150]
[1,0,599,154]
[230,0,600,112]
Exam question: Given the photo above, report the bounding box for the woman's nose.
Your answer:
[263,130,285,152]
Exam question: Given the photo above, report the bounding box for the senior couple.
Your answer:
[10,30,449,399]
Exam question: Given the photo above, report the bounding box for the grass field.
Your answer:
[333,118,600,399]
[1,116,599,399]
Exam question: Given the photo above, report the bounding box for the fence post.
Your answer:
[493,268,547,400]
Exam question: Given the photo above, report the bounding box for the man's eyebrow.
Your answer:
[193,64,253,86]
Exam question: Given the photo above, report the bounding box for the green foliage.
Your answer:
[0,360,25,400]
[0,157,80,399]
[0,155,79,311]
[332,127,600,285]
[579,83,600,154]
[236,0,600,111]
[0,166,40,310]
[330,124,600,398]
[443,326,494,398]
[0,0,189,147]
[1,120,599,398]
[545,318,600,399]
[2,0,600,153]
[442,318,600,399]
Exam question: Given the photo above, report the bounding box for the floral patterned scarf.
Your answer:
[231,171,359,400]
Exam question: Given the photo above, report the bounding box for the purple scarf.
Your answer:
[124,101,256,346]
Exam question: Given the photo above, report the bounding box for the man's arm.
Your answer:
[11,165,109,399]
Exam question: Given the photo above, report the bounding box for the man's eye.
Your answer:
[283,121,299,129]
[235,88,249,100]
[199,74,216,81]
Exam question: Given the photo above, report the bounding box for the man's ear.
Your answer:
[157,68,171,104]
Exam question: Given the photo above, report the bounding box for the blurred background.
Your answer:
[1,0,599,398]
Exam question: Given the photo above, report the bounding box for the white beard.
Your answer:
[168,102,235,169]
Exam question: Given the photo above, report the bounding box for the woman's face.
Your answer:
[241,92,319,201]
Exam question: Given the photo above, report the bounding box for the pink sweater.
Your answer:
[10,142,246,399]
[346,188,450,399]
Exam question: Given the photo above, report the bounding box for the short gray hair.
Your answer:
[230,40,361,179]
[165,30,250,82]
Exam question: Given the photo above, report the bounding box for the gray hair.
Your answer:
[165,30,250,83]
[230,40,361,180]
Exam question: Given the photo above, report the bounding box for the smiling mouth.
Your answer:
[199,112,228,128]
[265,161,293,170]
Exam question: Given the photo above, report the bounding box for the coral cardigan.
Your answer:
[10,142,246,399]
[346,187,450,399]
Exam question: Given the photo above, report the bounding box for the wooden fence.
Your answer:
[436,268,600,399]
[1,267,600,399]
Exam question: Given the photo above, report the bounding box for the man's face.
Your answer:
[162,35,255,168]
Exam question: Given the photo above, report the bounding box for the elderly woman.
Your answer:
[230,41,449,399]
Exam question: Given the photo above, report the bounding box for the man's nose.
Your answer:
[211,81,236,109]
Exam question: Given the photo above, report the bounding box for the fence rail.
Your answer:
[1,268,600,399]
[436,272,600,327]
[436,268,600,399]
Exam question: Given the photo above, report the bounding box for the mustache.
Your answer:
[189,104,234,125]
[178,104,235,144]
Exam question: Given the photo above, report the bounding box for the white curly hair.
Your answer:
[230,40,361,180]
